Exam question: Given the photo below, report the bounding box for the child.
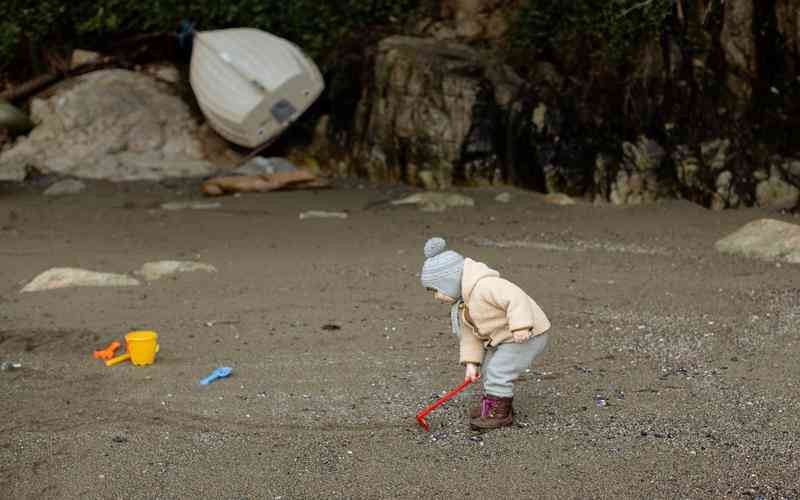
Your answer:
[420,237,551,430]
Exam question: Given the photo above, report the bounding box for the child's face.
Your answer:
[427,287,457,305]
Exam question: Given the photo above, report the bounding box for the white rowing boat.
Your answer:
[190,28,324,149]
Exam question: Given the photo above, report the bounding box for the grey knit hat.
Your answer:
[420,237,465,299]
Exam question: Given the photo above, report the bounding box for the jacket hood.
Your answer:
[461,258,500,300]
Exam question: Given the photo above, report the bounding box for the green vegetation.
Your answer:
[510,0,674,65]
[0,0,419,73]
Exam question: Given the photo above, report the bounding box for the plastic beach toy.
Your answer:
[416,378,474,432]
[93,341,121,361]
[105,353,131,367]
[199,367,232,385]
[125,330,159,366]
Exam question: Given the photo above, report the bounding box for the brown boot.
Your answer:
[469,395,514,430]
[467,398,482,419]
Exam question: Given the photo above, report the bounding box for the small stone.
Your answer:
[543,193,576,206]
[417,170,438,190]
[161,201,222,211]
[755,175,799,210]
[43,179,87,196]
[111,433,128,444]
[71,49,101,67]
[299,210,349,220]
[494,192,511,203]
[391,192,475,212]
[135,261,217,281]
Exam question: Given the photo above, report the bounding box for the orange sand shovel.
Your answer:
[93,341,120,361]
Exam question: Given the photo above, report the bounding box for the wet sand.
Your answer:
[1,180,799,499]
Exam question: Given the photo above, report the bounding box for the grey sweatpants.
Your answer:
[483,334,549,397]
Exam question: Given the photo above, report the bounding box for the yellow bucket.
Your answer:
[125,330,159,366]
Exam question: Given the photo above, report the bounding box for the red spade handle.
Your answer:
[416,378,474,432]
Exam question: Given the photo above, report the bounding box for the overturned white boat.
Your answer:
[190,28,324,149]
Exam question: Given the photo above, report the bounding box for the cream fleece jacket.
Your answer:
[458,258,551,365]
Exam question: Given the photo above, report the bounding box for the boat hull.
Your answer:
[190,28,324,148]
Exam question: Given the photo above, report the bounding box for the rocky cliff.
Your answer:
[313,0,800,210]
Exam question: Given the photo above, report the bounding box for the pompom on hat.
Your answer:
[420,237,465,299]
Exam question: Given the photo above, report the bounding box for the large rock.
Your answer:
[715,219,800,264]
[0,69,216,182]
[350,36,524,187]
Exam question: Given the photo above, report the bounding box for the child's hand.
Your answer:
[512,328,532,343]
[465,363,480,382]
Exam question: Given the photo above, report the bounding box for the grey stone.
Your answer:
[712,170,739,211]
[160,201,222,211]
[43,179,87,196]
[233,157,298,177]
[701,139,731,172]
[70,49,101,67]
[674,139,736,208]
[755,172,799,210]
[622,136,665,173]
[135,261,217,281]
[787,160,800,178]
[390,191,475,212]
[298,211,349,220]
[494,192,511,203]
[543,193,575,206]
[417,170,439,191]
[22,268,140,292]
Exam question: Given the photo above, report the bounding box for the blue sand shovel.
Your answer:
[199,367,233,385]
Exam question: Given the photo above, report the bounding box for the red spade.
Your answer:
[416,378,475,432]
